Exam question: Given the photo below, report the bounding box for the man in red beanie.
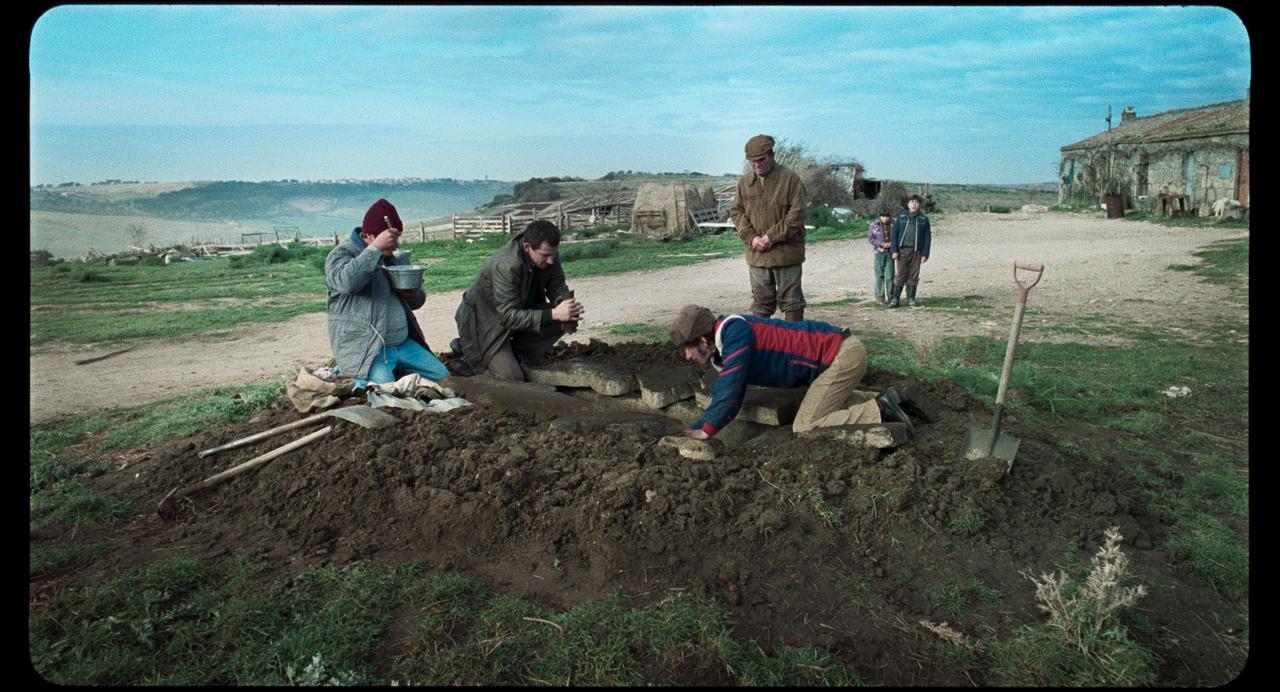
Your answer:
[324,198,448,387]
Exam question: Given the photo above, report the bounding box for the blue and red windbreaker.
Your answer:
[691,315,848,437]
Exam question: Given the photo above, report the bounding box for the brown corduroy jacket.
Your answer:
[729,164,808,267]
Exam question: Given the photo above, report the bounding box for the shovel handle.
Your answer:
[182,426,332,498]
[197,413,328,458]
[1013,262,1044,291]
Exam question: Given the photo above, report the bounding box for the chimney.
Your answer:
[1121,106,1137,123]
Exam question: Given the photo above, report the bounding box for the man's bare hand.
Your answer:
[551,298,584,322]
[921,256,929,263]
[751,235,773,252]
[370,228,400,252]
[683,428,710,440]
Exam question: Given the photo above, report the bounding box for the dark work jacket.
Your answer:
[453,233,572,370]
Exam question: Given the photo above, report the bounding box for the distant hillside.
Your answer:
[31,179,515,229]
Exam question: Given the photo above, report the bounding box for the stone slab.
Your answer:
[661,400,704,424]
[797,423,913,449]
[658,435,723,461]
[694,385,806,426]
[525,359,636,396]
[566,389,655,415]
[636,366,703,409]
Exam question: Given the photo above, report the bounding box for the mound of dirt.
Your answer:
[44,340,1243,685]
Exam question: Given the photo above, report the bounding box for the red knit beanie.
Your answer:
[361,198,402,236]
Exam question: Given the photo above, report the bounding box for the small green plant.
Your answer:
[868,491,891,519]
[949,512,987,536]
[806,487,842,528]
[929,583,969,620]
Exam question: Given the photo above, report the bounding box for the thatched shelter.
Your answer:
[630,183,717,239]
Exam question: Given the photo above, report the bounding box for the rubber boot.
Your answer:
[784,309,804,322]
[886,285,902,308]
[907,285,920,308]
[875,391,915,434]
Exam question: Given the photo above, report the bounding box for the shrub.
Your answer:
[877,181,909,215]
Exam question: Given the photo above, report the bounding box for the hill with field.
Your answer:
[30,178,515,259]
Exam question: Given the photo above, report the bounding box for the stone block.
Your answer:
[636,366,702,409]
[566,389,655,414]
[659,435,723,461]
[797,423,913,449]
[661,400,704,424]
[694,386,806,426]
[526,359,636,396]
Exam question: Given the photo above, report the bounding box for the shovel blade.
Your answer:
[962,426,1021,470]
[326,405,402,429]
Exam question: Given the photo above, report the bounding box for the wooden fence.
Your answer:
[452,214,513,236]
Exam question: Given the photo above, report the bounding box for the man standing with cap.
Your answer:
[452,219,584,381]
[889,194,932,308]
[668,304,916,440]
[325,198,448,388]
[729,134,809,321]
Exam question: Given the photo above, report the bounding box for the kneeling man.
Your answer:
[453,220,584,380]
[669,305,910,439]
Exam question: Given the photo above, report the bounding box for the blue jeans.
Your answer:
[872,251,895,300]
[351,338,449,388]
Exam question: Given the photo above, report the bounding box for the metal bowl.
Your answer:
[385,265,425,290]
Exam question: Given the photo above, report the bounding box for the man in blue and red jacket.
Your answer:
[669,305,912,440]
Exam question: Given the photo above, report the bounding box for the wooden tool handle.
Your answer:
[188,426,332,494]
[197,414,327,458]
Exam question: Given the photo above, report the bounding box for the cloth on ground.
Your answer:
[287,365,356,413]
[363,373,472,412]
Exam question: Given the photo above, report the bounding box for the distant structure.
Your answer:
[1058,94,1249,216]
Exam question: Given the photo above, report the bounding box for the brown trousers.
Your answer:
[485,324,565,381]
[893,247,923,288]
[748,263,806,315]
[791,335,882,432]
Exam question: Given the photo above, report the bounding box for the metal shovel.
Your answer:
[962,262,1044,472]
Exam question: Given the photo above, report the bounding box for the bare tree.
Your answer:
[741,137,857,208]
[125,222,148,250]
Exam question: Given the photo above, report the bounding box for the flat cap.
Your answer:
[670,305,716,345]
[744,134,775,161]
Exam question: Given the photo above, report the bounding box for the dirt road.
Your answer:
[30,212,1248,423]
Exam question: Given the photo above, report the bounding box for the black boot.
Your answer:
[907,285,919,308]
[886,285,903,308]
[876,390,915,433]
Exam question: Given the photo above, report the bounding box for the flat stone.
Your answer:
[658,435,723,461]
[694,386,807,426]
[636,366,702,409]
[526,359,636,396]
[566,389,655,414]
[661,400,704,424]
[798,423,913,449]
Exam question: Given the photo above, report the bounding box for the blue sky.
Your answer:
[29,5,1251,186]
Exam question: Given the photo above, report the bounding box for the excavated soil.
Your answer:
[33,341,1246,685]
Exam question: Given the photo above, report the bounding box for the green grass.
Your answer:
[29,228,872,349]
[607,322,669,343]
[30,543,116,579]
[1123,210,1250,230]
[31,555,862,686]
[30,483,133,529]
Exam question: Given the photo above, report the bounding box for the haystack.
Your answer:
[630,183,717,239]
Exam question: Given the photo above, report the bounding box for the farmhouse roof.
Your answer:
[1060,98,1249,152]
